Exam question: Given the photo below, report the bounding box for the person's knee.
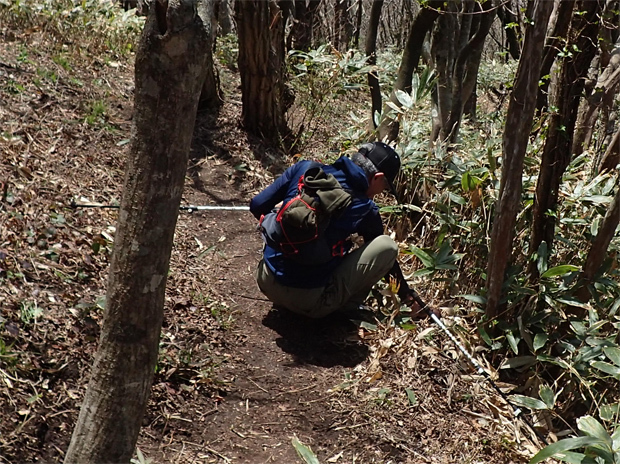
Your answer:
[370,235,398,262]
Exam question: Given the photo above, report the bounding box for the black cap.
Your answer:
[358,142,401,195]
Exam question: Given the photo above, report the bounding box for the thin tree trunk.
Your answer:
[430,7,456,143]
[377,0,442,142]
[443,0,474,143]
[536,0,577,114]
[64,1,211,462]
[573,45,620,156]
[497,2,521,60]
[290,0,321,51]
[216,0,234,35]
[529,0,604,280]
[485,0,554,322]
[446,0,497,143]
[335,0,352,51]
[353,0,363,48]
[200,1,222,109]
[366,0,384,129]
[598,125,620,173]
[464,81,477,121]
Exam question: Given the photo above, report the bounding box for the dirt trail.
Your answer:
[131,134,532,463]
[141,151,377,463]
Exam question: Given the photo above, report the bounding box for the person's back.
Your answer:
[250,142,414,318]
[251,156,382,288]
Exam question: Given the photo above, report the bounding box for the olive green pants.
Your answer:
[256,235,398,318]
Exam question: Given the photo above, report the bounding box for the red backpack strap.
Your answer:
[331,240,346,257]
[297,173,305,192]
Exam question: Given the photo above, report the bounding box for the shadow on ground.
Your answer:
[262,307,371,368]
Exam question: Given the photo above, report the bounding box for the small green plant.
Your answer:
[405,240,465,278]
[52,54,72,71]
[17,46,31,64]
[209,300,234,330]
[130,447,153,464]
[530,416,620,464]
[194,294,234,330]
[292,436,320,464]
[0,332,18,368]
[36,67,58,84]
[19,301,43,325]
[3,79,25,94]
[373,387,392,406]
[85,100,107,126]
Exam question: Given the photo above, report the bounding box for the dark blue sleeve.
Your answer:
[249,161,308,220]
[356,203,384,241]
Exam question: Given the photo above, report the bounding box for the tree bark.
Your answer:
[290,0,321,51]
[216,0,235,35]
[200,0,222,109]
[377,0,442,142]
[430,5,456,143]
[445,0,497,143]
[598,125,620,173]
[573,44,620,156]
[64,1,211,462]
[463,80,477,121]
[485,0,554,321]
[536,0,576,114]
[497,1,521,60]
[443,0,474,140]
[365,0,384,129]
[528,0,604,281]
[353,0,363,49]
[334,0,353,51]
[235,0,290,143]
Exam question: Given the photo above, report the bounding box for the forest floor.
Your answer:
[0,23,544,464]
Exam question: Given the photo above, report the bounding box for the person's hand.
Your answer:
[401,292,425,319]
[401,291,440,320]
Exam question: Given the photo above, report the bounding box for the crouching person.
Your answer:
[249,142,420,318]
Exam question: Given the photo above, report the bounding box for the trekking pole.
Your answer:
[70,199,249,212]
[407,290,549,446]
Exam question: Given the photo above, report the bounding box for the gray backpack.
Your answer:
[259,165,352,264]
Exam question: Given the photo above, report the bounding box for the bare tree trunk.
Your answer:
[377,0,442,142]
[63,1,211,462]
[575,179,620,302]
[290,0,321,51]
[366,0,384,129]
[529,0,604,280]
[464,81,477,121]
[497,1,521,60]
[236,0,290,143]
[444,0,475,140]
[598,125,620,172]
[200,1,222,109]
[334,0,352,51]
[430,4,457,143]
[445,0,497,143]
[216,0,235,35]
[353,0,363,49]
[536,0,576,114]
[485,0,554,322]
[121,0,138,10]
[573,45,620,156]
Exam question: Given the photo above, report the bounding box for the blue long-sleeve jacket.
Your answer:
[250,156,384,288]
